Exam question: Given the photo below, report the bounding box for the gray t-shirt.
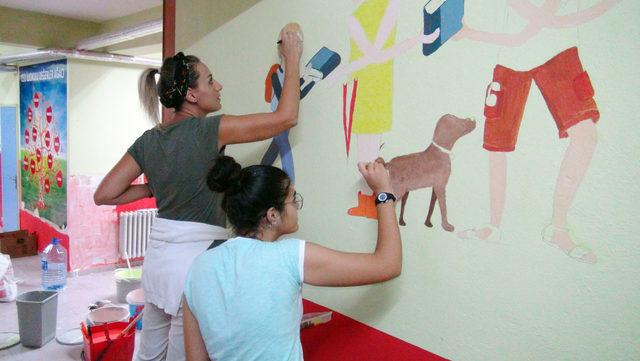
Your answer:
[127,115,226,226]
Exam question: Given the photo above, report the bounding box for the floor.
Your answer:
[0,256,140,361]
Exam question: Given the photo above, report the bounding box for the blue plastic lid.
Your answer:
[51,238,59,245]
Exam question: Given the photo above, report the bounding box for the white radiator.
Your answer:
[118,209,158,258]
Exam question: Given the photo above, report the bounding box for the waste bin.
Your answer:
[16,290,58,347]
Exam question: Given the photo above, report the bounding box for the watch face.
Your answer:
[377,193,388,202]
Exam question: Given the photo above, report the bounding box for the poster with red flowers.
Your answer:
[19,59,67,229]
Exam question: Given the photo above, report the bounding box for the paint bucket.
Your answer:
[86,306,130,326]
[81,320,135,361]
[125,288,144,331]
[114,268,142,304]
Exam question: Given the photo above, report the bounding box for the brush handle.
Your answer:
[119,309,144,337]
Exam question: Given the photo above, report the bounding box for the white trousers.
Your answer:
[135,302,185,361]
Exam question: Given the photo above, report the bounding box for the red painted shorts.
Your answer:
[483,47,600,152]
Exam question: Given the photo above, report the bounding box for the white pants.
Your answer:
[135,302,185,361]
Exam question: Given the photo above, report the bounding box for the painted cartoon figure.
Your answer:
[327,0,441,220]
[262,30,341,184]
[381,114,476,231]
[456,0,620,264]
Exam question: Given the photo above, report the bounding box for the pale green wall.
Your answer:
[176,0,262,50]
[178,0,640,360]
[0,44,35,105]
[67,60,153,176]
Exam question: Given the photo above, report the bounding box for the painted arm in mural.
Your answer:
[93,154,151,205]
[373,0,401,49]
[304,161,402,286]
[183,296,210,361]
[455,0,620,46]
[325,0,441,85]
[546,0,621,28]
[218,29,302,148]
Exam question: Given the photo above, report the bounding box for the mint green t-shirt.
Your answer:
[185,237,306,361]
[127,115,226,226]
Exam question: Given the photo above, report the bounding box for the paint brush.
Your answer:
[123,251,132,270]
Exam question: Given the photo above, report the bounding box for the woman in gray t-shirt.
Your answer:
[94,25,303,361]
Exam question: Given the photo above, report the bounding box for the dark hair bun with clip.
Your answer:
[207,156,243,194]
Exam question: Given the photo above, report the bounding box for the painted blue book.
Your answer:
[306,46,341,79]
[423,0,465,56]
[300,46,341,98]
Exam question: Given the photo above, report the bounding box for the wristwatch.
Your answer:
[375,192,396,205]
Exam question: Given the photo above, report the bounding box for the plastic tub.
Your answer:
[114,268,142,303]
[16,290,58,347]
[125,288,144,331]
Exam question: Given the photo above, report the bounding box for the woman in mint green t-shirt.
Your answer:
[183,155,402,361]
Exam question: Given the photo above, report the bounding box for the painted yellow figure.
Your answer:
[347,0,397,219]
[350,0,396,135]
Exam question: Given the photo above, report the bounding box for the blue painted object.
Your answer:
[0,106,19,231]
[307,47,341,79]
[423,0,465,56]
[261,47,341,183]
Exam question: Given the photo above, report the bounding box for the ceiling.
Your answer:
[0,0,162,22]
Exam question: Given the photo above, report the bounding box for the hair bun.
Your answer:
[207,156,243,194]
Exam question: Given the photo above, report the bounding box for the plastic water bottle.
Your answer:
[41,238,67,291]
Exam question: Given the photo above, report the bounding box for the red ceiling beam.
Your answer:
[162,0,176,123]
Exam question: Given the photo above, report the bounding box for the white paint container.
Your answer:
[86,306,130,326]
[114,267,142,303]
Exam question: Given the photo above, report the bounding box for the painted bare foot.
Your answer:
[542,225,597,264]
[442,222,454,232]
[424,219,433,227]
[399,219,406,226]
[457,224,501,242]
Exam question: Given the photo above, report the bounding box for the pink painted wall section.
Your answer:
[0,154,3,228]
[67,175,119,271]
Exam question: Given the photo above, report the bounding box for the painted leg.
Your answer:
[261,138,279,165]
[488,151,506,231]
[458,151,506,240]
[399,192,409,226]
[275,130,295,184]
[356,133,383,193]
[425,189,436,228]
[546,120,598,263]
[348,133,383,219]
[433,185,454,232]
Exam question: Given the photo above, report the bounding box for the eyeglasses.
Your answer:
[286,191,303,210]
